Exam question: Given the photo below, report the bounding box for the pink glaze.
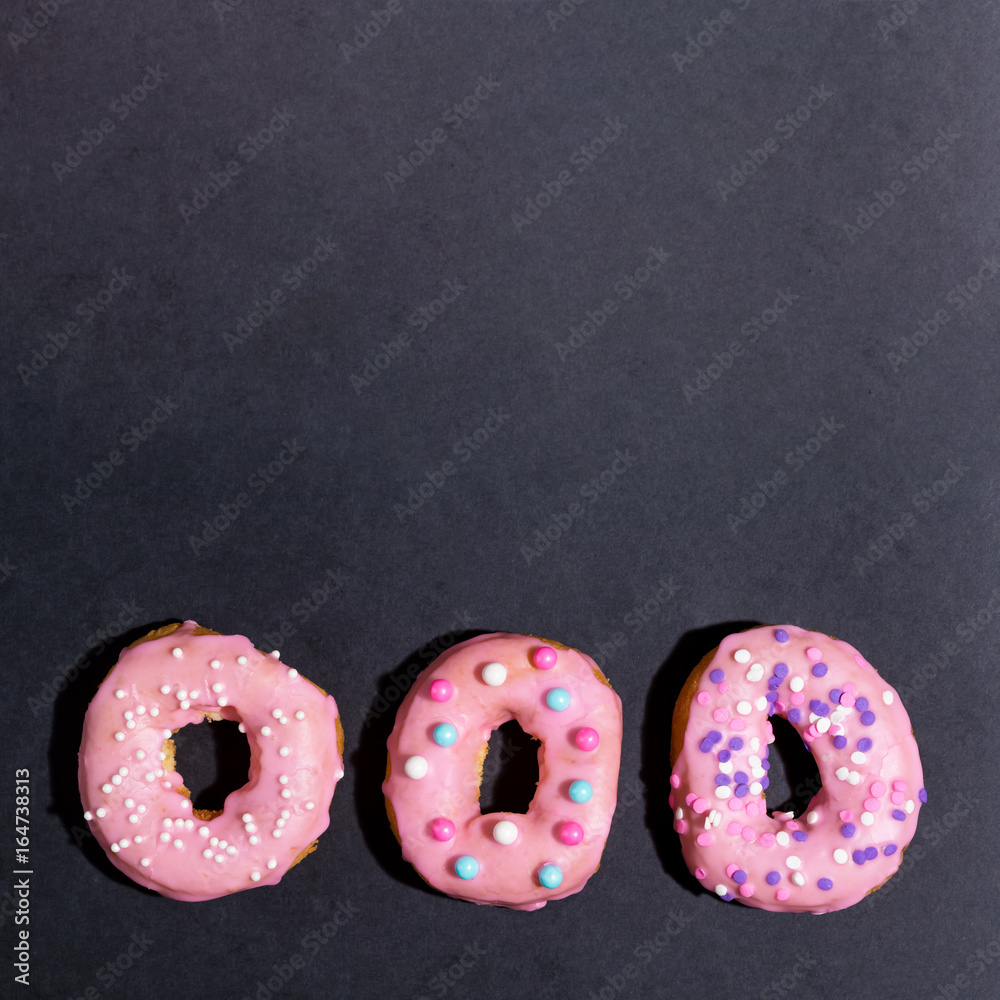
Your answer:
[383,633,623,910]
[672,625,924,914]
[78,621,343,902]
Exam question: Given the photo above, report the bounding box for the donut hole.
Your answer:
[171,718,251,817]
[478,720,541,815]
[764,715,822,817]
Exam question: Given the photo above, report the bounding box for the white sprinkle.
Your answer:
[210,659,221,669]
[226,845,237,855]
[751,767,765,780]
[163,819,173,828]
[140,858,150,867]
[237,655,247,665]
[185,819,194,830]
[493,820,518,845]
[118,838,129,848]
[261,726,271,737]
[905,799,914,814]
[305,802,314,810]
[133,836,142,844]
[136,750,145,760]
[215,854,225,863]
[272,708,282,719]
[861,812,875,826]
[203,848,213,859]
[155,769,164,777]
[776,831,790,846]
[112,774,122,785]
[124,798,134,808]
[848,771,861,785]
[749,754,761,768]
[160,685,171,695]
[280,809,289,819]
[245,823,257,833]
[96,808,107,818]
[114,732,125,742]
[830,707,847,724]
[111,843,120,853]
[746,663,764,683]
[749,781,762,795]
[786,855,801,870]
[288,668,298,678]
[404,755,428,779]
[279,746,290,757]
[136,706,145,715]
[280,789,292,798]
[749,738,760,752]
[210,837,218,846]
[754,696,767,711]
[249,835,259,845]
[172,647,183,658]
[212,683,224,693]
[178,690,188,700]
[276,819,286,828]
[278,775,289,785]
[173,839,183,849]
[238,723,245,733]
[126,720,136,729]
[715,785,732,799]
[270,650,280,658]
[791,872,805,886]
[835,767,850,781]
[219,840,227,848]
[806,811,819,825]
[217,697,228,707]
[251,871,261,881]
[199,826,209,837]
[816,717,831,734]
[482,662,507,686]
[882,690,894,705]
[137,805,146,814]
[834,848,848,864]
[295,711,305,721]
[119,767,129,776]
[272,830,282,838]
[675,807,684,820]
[280,717,288,725]
[179,700,190,710]
[718,760,733,775]
[128,813,139,824]
[242,813,253,822]
[189,691,199,700]
[162,729,171,738]
[115,689,125,699]
[159,751,166,760]
[159,832,171,843]
[789,676,804,693]
[83,811,94,821]
[149,708,159,717]
[851,752,868,765]
[715,884,728,896]
[335,770,344,780]
[102,783,113,793]
[734,648,751,663]
[736,701,752,716]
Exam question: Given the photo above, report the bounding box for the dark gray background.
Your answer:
[3,1,999,998]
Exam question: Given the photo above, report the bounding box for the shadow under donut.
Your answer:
[640,620,761,895]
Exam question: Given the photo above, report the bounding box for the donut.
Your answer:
[383,632,623,910]
[78,621,344,901]
[669,624,924,913]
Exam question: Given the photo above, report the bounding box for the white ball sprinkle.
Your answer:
[746,663,764,682]
[160,685,171,695]
[786,855,801,870]
[404,755,428,779]
[272,830,282,838]
[149,707,159,717]
[242,813,252,822]
[791,872,805,886]
[159,832,170,843]
[83,811,94,821]
[251,871,261,881]
[288,669,298,678]
[212,683,224,693]
[199,826,209,837]
[305,802,314,810]
[126,720,136,729]
[481,662,507,687]
[279,746,290,757]
[124,799,134,808]
[776,831,789,847]
[173,839,183,849]
[115,689,125,699]
[159,751,166,760]
[210,659,221,669]
[806,811,819,824]
[280,789,292,798]
[111,843,120,853]
[275,819,285,829]
[114,732,125,742]
[789,676,804,692]
[249,835,259,845]
[294,711,305,721]
[218,840,227,848]
[203,848,213,859]
[245,823,257,833]
[133,836,142,844]
[736,701,752,716]
[493,820,518,845]
[137,805,146,813]
[280,717,288,725]
[238,723,245,733]
[267,859,277,869]
[278,775,288,785]
[102,783,112,793]
[128,814,138,824]
[140,858,150,867]
[136,705,145,715]
[112,774,122,785]
[180,700,190,710]
[883,690,894,705]
[270,650,280,659]
[119,839,129,848]
[272,708,282,719]
[172,647,183,658]
[215,854,225,863]
[280,810,289,819]
[210,837,218,846]
[734,648,751,663]
[237,655,247,665]
[96,808,106,818]
[217,697,228,707]
[136,750,145,760]
[261,726,271,737]
[226,845,237,855]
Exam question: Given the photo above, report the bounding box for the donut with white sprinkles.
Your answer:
[383,633,623,910]
[669,624,924,913]
[79,621,344,901]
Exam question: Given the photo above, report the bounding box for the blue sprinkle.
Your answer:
[733,869,747,884]
[765,871,781,885]
[760,776,769,789]
[852,850,866,865]
[709,669,725,683]
[812,663,828,677]
[774,630,789,643]
[715,774,731,786]
[919,788,928,803]
[855,697,869,712]
[455,855,479,880]
[793,831,808,842]
[892,809,906,821]
[817,878,833,890]
[774,662,789,677]
[833,736,848,750]
[841,823,856,838]
[809,700,829,717]
[729,737,744,751]
[538,863,563,889]
[864,846,878,860]
[717,749,731,763]
[884,844,898,856]
[787,709,801,723]
[433,723,458,747]
[860,711,876,726]
[734,771,749,784]
[735,784,749,798]
[569,780,593,804]
[546,688,571,711]
[857,738,873,752]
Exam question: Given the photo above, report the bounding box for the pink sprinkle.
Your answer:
[774,700,787,713]
[830,723,843,735]
[871,781,886,797]
[668,792,675,809]
[840,693,855,708]
[692,798,709,814]
[429,679,453,702]
[686,793,697,806]
[776,888,790,901]
[676,819,688,834]
[891,791,904,805]
[727,822,742,836]
[805,725,819,739]
[695,867,706,880]
[576,727,600,752]
[533,646,557,670]
[745,801,759,818]
[786,820,800,831]
[806,646,822,660]
[854,654,867,668]
[696,691,710,706]
[430,817,455,841]
[696,832,713,847]
[728,799,744,811]
[730,719,746,731]
[760,833,776,847]
[739,883,754,897]
[559,821,584,845]
[790,692,804,706]
[893,779,908,791]
[741,827,756,842]
[843,682,856,694]
[670,774,681,789]
[713,708,730,723]
[725,863,739,877]
[839,810,852,822]
[863,797,880,812]
[718,681,730,694]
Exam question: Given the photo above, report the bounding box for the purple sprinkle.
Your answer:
[774,662,789,677]
[817,878,833,891]
[787,709,802,723]
[857,738,873,753]
[699,737,715,752]
[793,831,808,842]
[729,737,744,751]
[775,629,789,643]
[852,850,867,865]
[892,809,906,821]
[812,663,828,677]
[715,774,731,786]
[734,771,749,784]
[864,846,878,860]
[767,704,776,717]
[709,669,725,683]
[841,823,856,838]
[765,871,781,885]
[809,700,830,717]
[833,735,848,750]
[829,688,843,703]
[765,691,778,703]
[919,788,927,803]
[884,844,898,856]
[735,784,749,798]
[855,697,869,712]
[760,776,770,789]
[768,677,782,691]
[708,730,722,744]
[721,892,733,901]
[733,869,747,884]
[860,711,876,726]
[717,749,731,763]
[762,759,771,770]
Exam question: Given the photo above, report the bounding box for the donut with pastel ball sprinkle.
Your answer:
[669,625,924,914]
[383,632,623,910]
[79,621,344,901]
